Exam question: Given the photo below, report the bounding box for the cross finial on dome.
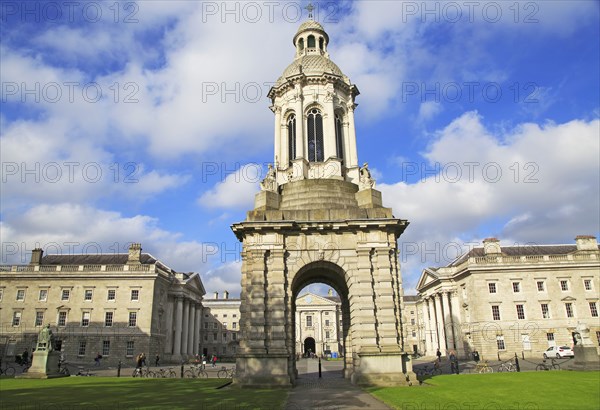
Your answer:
[306,3,314,20]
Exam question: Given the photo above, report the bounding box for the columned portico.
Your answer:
[173,297,183,357]
[433,293,447,353]
[441,291,453,351]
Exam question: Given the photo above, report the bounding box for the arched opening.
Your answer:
[335,113,344,160]
[307,35,316,48]
[307,108,324,162]
[298,38,304,53]
[291,261,351,380]
[319,37,324,50]
[287,114,296,164]
[303,337,316,357]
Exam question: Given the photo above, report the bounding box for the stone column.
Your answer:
[194,304,202,355]
[346,103,358,168]
[373,248,402,351]
[273,105,282,164]
[434,293,447,353]
[421,298,432,355]
[265,249,288,355]
[295,85,305,159]
[450,291,463,356]
[173,297,183,357]
[323,90,336,160]
[181,298,190,356]
[441,291,453,351]
[187,302,196,356]
[164,299,174,354]
[353,248,378,350]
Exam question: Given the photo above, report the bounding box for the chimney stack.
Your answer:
[214,291,219,300]
[482,238,501,255]
[30,248,44,265]
[224,291,229,299]
[127,243,142,264]
[575,235,598,251]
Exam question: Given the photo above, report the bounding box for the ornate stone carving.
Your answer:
[359,162,376,190]
[260,164,277,192]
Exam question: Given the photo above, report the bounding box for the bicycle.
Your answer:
[132,366,154,378]
[416,361,442,378]
[184,365,208,378]
[498,361,516,372]
[153,367,177,378]
[0,360,16,376]
[217,366,236,379]
[474,360,494,373]
[536,359,561,371]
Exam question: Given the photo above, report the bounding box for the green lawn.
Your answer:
[368,371,600,410]
[0,377,288,409]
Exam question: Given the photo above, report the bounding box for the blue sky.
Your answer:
[1,1,599,297]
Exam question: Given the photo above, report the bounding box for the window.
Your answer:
[541,304,550,319]
[298,38,304,52]
[325,331,330,339]
[565,303,574,318]
[512,282,520,293]
[213,322,218,329]
[335,113,344,160]
[306,315,313,327]
[213,333,217,341]
[536,281,545,292]
[590,302,598,318]
[78,341,86,356]
[107,289,116,301]
[84,289,93,301]
[223,322,228,329]
[39,289,48,301]
[203,334,208,341]
[584,279,592,291]
[325,312,329,315]
[288,114,296,163]
[412,331,417,337]
[411,319,415,325]
[516,304,525,320]
[35,311,44,326]
[102,340,110,356]
[496,335,505,350]
[16,289,25,301]
[223,314,227,318]
[410,311,414,315]
[223,333,227,341]
[128,312,137,327]
[105,311,114,327]
[547,333,555,342]
[232,322,237,329]
[204,322,208,329]
[232,333,237,340]
[81,312,90,327]
[325,320,330,327]
[130,289,139,301]
[12,311,21,326]
[307,35,315,48]
[126,341,134,357]
[307,108,324,162]
[319,37,324,50]
[58,311,67,326]
[54,340,62,352]
[596,331,600,346]
[560,280,569,291]
[61,289,70,301]
[491,305,501,321]
[214,314,218,318]
[488,283,497,294]
[233,314,237,318]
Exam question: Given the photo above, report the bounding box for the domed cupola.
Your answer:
[266,17,362,190]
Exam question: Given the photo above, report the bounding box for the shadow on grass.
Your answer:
[0,377,288,409]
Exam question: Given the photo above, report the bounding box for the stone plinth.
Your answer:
[573,345,600,370]
[17,350,66,379]
[350,352,416,386]
[254,190,281,211]
[234,354,292,387]
[356,188,383,208]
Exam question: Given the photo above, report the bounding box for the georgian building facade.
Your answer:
[414,236,600,359]
[199,290,343,360]
[0,244,205,365]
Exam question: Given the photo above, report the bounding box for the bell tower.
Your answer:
[233,16,414,387]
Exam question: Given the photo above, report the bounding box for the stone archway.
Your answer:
[303,337,315,356]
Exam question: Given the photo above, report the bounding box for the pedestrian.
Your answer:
[472,350,480,363]
[94,352,102,367]
[436,348,442,362]
[22,349,29,365]
[202,354,206,369]
[155,354,160,367]
[140,353,147,367]
[449,350,459,374]
[212,355,217,368]
[134,353,144,376]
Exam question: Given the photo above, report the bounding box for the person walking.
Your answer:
[155,354,160,367]
[436,348,442,363]
[449,350,459,374]
[211,355,217,368]
[94,352,102,367]
[22,349,29,365]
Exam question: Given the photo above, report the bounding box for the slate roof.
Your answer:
[41,253,157,265]
[403,295,419,302]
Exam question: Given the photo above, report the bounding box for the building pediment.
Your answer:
[416,268,440,291]
[296,292,339,307]
[183,272,206,297]
[560,295,577,302]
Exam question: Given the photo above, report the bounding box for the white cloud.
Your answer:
[380,113,600,289]
[198,164,260,210]
[418,101,442,122]
[202,261,242,299]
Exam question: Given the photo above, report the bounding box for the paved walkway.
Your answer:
[285,359,392,410]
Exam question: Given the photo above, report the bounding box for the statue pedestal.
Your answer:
[573,345,600,370]
[17,350,67,379]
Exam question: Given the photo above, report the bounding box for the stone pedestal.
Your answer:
[573,345,600,370]
[17,350,66,379]
[350,352,416,386]
[356,188,382,208]
[234,354,292,387]
[254,190,281,211]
